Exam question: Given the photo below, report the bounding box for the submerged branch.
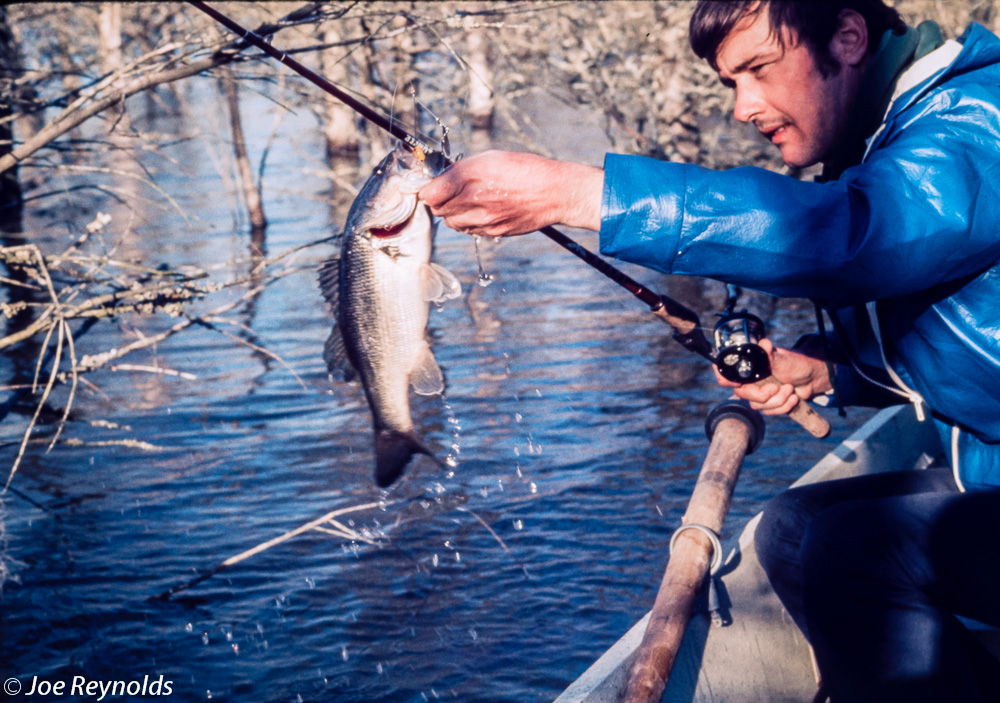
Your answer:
[0,233,334,491]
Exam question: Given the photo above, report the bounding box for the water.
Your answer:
[0,79,868,702]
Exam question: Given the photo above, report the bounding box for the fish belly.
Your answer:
[340,235,431,434]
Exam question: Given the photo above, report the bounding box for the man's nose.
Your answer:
[733,83,764,123]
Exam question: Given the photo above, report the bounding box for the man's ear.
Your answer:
[831,9,869,68]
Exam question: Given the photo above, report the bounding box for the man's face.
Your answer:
[715,7,863,168]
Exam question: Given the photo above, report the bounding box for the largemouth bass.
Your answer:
[319,142,461,487]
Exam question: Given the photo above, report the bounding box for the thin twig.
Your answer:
[109,364,197,380]
[6,317,63,492]
[47,318,78,452]
[456,506,511,554]
[153,500,393,600]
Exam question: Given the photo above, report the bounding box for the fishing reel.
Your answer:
[713,308,770,383]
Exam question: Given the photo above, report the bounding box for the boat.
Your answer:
[554,404,1000,703]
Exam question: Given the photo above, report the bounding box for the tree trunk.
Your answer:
[221,69,267,233]
[0,7,22,231]
[98,3,123,73]
[320,24,359,158]
[465,27,494,131]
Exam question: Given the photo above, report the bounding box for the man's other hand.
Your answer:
[715,338,833,415]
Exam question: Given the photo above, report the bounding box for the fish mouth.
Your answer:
[369,217,411,239]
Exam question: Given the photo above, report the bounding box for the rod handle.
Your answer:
[755,376,831,438]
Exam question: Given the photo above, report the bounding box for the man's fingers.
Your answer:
[418,167,463,209]
[733,381,799,415]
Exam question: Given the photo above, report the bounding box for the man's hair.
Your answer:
[690,0,906,75]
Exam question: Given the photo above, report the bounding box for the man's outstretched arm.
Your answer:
[419,150,603,236]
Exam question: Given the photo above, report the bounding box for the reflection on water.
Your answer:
[0,77,868,702]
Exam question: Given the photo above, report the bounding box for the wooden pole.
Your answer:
[624,415,752,703]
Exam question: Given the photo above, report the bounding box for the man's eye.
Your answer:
[750,63,769,76]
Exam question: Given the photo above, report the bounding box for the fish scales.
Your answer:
[321,142,461,487]
[339,210,432,431]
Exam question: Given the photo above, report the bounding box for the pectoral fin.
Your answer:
[410,343,444,396]
[419,262,462,303]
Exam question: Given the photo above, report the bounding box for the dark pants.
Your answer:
[755,468,1000,703]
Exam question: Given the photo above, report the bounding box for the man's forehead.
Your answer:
[715,5,789,78]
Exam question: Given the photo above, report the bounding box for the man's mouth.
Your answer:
[761,124,788,143]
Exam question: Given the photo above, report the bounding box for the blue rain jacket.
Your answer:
[599,24,1000,487]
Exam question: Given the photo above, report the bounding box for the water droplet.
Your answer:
[469,628,478,641]
[185,623,193,633]
[513,519,524,531]
[455,551,461,562]
[473,235,496,286]
[497,479,504,492]
[202,632,209,645]
[514,413,522,423]
[445,455,459,467]
[206,690,212,699]
[530,482,538,494]
[377,662,384,675]
[513,447,520,457]
[341,647,349,661]
[232,644,239,655]
[480,487,489,498]
[432,553,439,567]
[305,577,315,589]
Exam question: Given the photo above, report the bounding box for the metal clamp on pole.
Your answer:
[670,523,727,628]
[670,523,723,575]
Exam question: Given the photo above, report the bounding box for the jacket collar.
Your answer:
[820,21,943,181]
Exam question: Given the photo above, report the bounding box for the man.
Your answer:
[420,1,1000,699]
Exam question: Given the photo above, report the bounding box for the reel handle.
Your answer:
[754,376,831,438]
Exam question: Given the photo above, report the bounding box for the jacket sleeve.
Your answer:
[599,88,1000,309]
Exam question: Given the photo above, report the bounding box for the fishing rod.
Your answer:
[188,1,830,439]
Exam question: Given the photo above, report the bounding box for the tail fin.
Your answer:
[374,429,442,487]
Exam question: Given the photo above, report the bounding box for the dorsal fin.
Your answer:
[318,257,340,308]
